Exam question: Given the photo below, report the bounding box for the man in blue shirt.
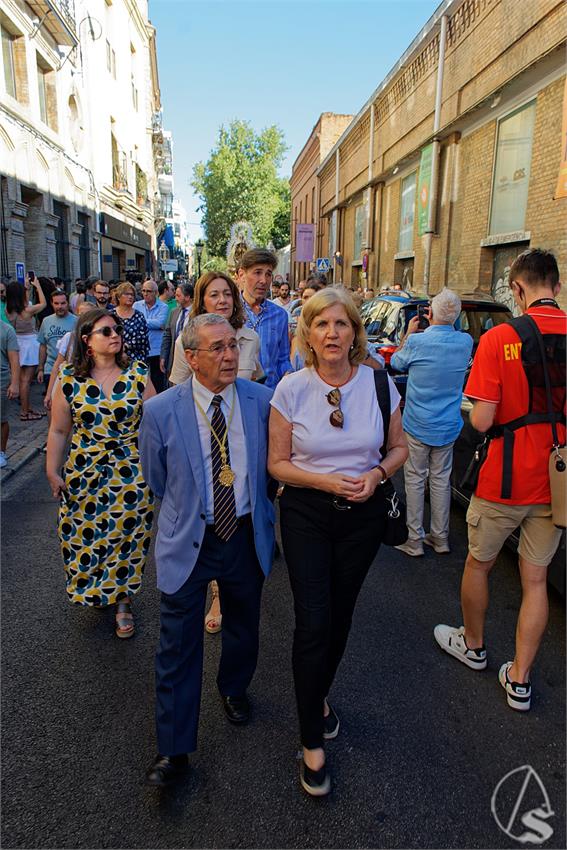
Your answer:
[239,249,291,388]
[134,279,169,393]
[391,288,473,556]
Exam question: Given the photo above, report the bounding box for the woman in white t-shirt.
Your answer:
[268,286,408,798]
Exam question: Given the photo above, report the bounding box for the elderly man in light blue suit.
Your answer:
[139,313,275,787]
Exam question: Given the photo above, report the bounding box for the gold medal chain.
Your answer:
[194,385,237,469]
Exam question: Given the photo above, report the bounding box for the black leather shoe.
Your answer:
[145,754,188,787]
[222,694,250,724]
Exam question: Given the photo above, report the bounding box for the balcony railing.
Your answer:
[54,0,75,27]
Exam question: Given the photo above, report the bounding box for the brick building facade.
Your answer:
[290,113,352,286]
[292,0,567,307]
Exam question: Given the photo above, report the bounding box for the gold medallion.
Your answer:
[218,465,236,487]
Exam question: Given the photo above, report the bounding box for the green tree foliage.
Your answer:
[192,120,291,257]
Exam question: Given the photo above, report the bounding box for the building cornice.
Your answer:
[317,0,461,176]
[123,0,151,44]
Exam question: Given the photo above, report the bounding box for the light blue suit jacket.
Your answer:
[139,377,275,595]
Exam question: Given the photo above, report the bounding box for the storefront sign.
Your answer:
[418,144,433,236]
[295,224,315,262]
[100,213,152,252]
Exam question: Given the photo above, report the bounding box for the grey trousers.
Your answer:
[404,433,455,543]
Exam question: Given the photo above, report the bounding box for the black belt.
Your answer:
[282,486,382,511]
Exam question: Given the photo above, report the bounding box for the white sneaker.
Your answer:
[0,452,6,469]
[424,533,450,554]
[395,540,424,557]
[434,624,487,670]
[499,662,531,711]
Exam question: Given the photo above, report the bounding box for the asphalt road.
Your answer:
[1,456,565,850]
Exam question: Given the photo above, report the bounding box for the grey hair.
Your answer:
[182,313,231,350]
[431,288,461,325]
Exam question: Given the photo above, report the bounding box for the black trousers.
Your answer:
[155,519,264,756]
[148,354,166,394]
[280,486,388,749]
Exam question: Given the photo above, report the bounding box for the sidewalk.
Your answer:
[1,382,49,483]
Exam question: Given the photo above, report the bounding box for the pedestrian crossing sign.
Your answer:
[316,257,330,272]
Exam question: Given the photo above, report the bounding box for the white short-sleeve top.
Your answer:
[270,365,401,477]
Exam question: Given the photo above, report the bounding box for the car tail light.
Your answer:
[379,345,398,365]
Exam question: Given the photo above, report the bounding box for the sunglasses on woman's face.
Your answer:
[90,325,124,338]
[326,387,344,428]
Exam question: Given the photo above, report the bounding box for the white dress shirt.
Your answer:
[192,375,251,522]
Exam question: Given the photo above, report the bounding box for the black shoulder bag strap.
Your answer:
[497,316,565,498]
[373,369,391,459]
[525,315,561,448]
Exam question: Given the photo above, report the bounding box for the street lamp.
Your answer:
[195,238,204,279]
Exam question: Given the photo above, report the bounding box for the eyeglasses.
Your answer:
[192,341,239,356]
[141,289,156,293]
[89,325,124,338]
[326,387,344,428]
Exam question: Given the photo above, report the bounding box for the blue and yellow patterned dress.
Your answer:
[58,360,154,606]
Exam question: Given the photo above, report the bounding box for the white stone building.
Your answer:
[0,0,162,286]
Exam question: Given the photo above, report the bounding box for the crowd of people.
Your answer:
[1,246,564,798]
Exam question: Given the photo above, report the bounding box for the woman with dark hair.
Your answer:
[36,276,57,324]
[110,281,149,363]
[168,271,263,635]
[169,271,262,387]
[6,275,46,420]
[46,308,155,638]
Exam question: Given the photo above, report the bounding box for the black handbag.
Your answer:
[459,434,491,492]
[373,371,409,546]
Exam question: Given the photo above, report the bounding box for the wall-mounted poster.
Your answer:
[418,144,433,236]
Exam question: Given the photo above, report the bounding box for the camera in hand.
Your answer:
[417,304,430,330]
[28,270,35,281]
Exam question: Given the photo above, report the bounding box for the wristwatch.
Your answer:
[376,464,388,484]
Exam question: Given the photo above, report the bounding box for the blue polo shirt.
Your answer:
[391,324,473,446]
[242,298,291,388]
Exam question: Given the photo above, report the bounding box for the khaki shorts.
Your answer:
[466,495,562,567]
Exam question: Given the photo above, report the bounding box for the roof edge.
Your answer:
[316,0,462,176]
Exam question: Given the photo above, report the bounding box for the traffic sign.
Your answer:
[316,257,330,272]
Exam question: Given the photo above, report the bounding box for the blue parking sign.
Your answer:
[15,262,25,285]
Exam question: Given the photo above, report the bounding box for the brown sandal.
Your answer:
[205,582,222,634]
[115,601,135,639]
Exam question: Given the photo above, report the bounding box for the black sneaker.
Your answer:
[300,760,331,797]
[323,703,340,740]
[499,662,531,711]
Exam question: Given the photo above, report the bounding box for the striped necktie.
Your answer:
[210,395,238,541]
[175,307,187,338]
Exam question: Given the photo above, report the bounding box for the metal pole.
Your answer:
[423,13,448,295]
[333,149,340,283]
